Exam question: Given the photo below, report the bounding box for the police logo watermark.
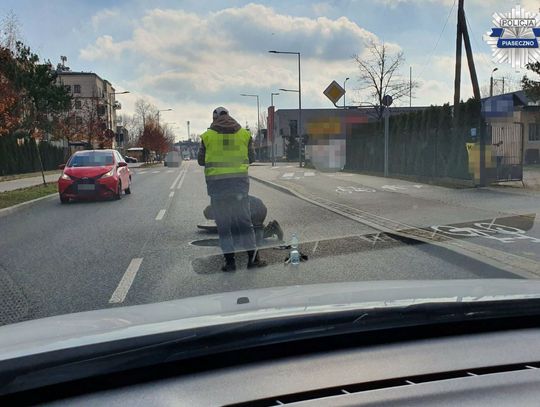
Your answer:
[483,5,540,69]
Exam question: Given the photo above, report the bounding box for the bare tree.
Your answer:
[353,39,418,119]
[0,10,21,52]
[134,98,157,130]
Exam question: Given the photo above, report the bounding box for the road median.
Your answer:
[0,183,57,218]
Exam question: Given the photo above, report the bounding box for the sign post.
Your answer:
[382,95,393,177]
[268,106,275,166]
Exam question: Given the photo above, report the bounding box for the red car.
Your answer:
[58,150,132,203]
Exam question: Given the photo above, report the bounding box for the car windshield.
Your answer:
[68,152,114,167]
[1,0,540,349]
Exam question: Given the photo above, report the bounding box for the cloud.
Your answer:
[79,4,386,133]
[91,8,119,30]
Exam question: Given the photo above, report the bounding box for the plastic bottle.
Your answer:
[290,233,300,266]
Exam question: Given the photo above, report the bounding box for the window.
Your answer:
[73,84,81,93]
[289,120,298,136]
[529,123,540,141]
[75,116,83,126]
[64,85,71,92]
[97,105,106,116]
[74,100,82,109]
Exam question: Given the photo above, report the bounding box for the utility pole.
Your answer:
[453,0,464,116]
[454,0,485,186]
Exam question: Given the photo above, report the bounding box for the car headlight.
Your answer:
[61,173,72,180]
[100,167,115,178]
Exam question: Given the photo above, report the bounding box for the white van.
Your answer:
[164,151,182,167]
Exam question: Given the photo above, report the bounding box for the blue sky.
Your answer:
[1,0,537,137]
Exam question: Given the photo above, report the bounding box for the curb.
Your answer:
[250,174,540,279]
[0,193,57,219]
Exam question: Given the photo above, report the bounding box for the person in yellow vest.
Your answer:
[198,107,266,272]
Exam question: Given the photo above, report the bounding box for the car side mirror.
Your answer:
[118,162,128,167]
[58,164,66,170]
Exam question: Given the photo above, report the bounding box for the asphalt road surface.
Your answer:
[0,161,533,325]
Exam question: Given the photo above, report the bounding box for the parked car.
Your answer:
[58,150,132,203]
[123,155,138,163]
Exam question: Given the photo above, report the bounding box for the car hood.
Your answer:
[2,279,540,361]
[63,166,113,178]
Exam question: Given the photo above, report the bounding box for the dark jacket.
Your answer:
[198,115,255,196]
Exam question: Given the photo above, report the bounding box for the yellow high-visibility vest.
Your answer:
[201,128,251,179]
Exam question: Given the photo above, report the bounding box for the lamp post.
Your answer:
[343,77,349,108]
[157,108,172,126]
[269,50,302,167]
[240,94,260,161]
[270,92,280,166]
[186,121,190,140]
[490,67,498,97]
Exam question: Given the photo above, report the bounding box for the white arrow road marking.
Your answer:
[109,258,143,304]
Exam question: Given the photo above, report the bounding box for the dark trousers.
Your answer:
[211,194,256,255]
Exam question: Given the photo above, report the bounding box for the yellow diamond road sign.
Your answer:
[323,80,345,104]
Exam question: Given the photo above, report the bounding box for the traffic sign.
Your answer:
[323,80,345,105]
[382,94,393,107]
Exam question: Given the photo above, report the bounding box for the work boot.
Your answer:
[221,253,236,272]
[247,250,267,269]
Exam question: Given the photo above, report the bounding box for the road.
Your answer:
[1,161,536,325]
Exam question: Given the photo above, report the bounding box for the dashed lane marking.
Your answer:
[109,258,143,304]
[155,209,166,220]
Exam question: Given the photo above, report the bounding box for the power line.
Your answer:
[419,0,457,78]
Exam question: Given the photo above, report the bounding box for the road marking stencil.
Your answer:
[109,258,143,304]
[169,191,175,198]
[282,172,295,178]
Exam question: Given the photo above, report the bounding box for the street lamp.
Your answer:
[186,121,190,140]
[279,88,299,93]
[270,92,280,166]
[269,50,303,167]
[490,68,499,97]
[240,94,260,160]
[343,77,350,108]
[157,108,172,126]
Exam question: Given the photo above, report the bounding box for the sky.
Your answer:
[1,0,539,139]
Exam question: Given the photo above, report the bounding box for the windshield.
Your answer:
[1,1,540,341]
[68,152,114,167]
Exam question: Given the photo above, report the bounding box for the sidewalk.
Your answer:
[0,174,59,193]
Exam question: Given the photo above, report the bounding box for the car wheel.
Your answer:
[125,179,131,195]
[60,194,69,204]
[115,181,122,200]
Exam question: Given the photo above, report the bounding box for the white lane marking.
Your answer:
[176,169,188,189]
[166,170,174,173]
[169,191,175,198]
[312,240,319,254]
[109,258,143,304]
[155,209,166,220]
[282,172,294,178]
[304,171,316,176]
[152,170,160,174]
[138,171,147,174]
[170,170,184,189]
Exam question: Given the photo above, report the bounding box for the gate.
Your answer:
[489,123,524,182]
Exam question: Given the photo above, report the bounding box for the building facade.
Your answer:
[56,71,121,149]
